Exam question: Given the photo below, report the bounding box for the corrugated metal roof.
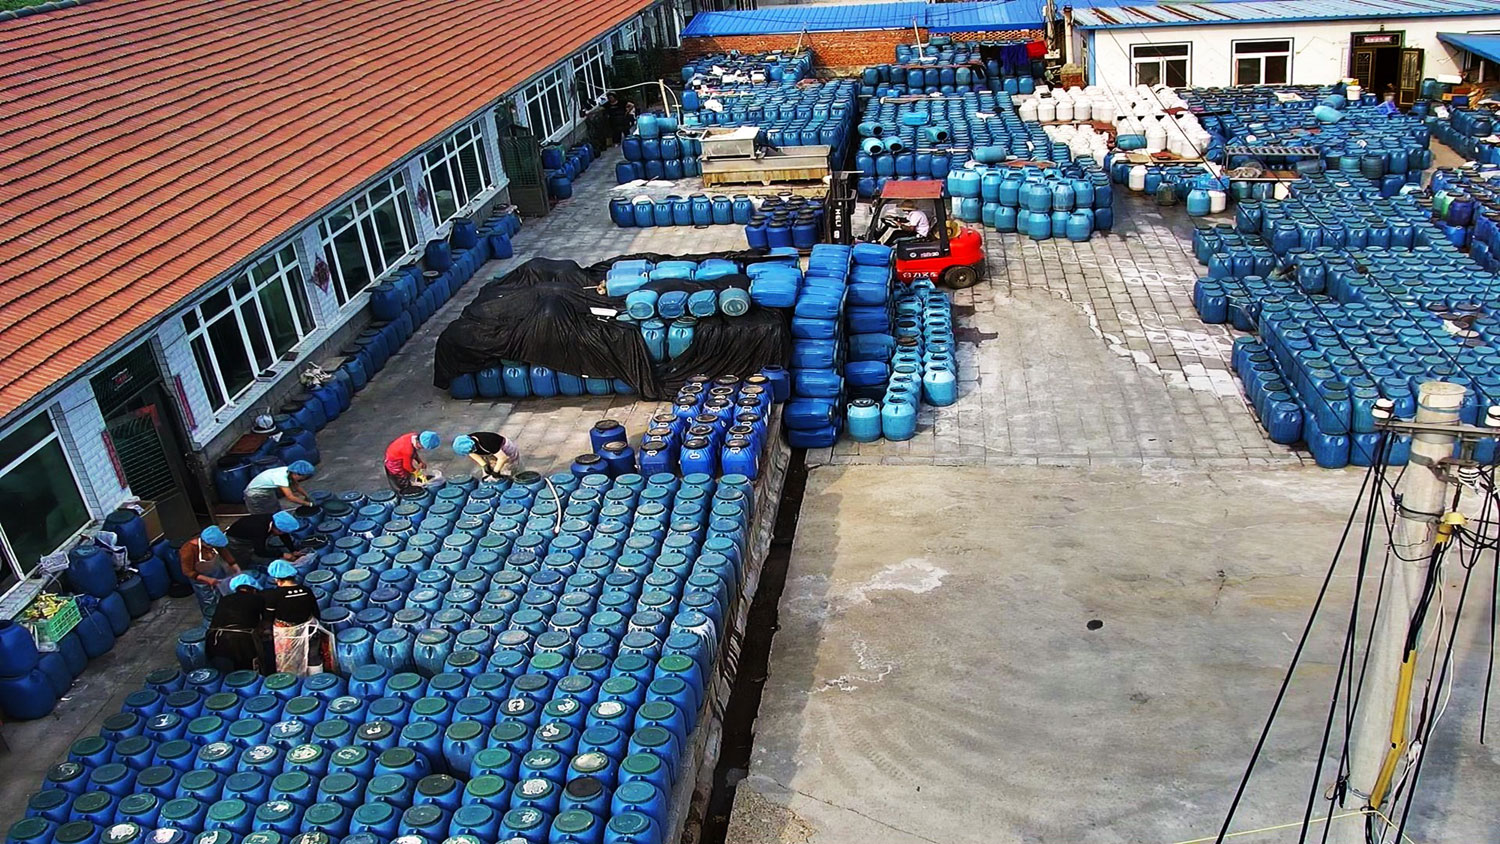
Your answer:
[1439,31,1500,64]
[682,1,1047,37]
[0,0,652,420]
[1074,0,1500,28]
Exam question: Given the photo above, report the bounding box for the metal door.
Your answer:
[1350,48,1376,91]
[1398,47,1425,106]
[104,390,201,539]
[498,126,550,218]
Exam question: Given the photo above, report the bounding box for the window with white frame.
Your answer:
[614,19,643,52]
[520,66,575,142]
[1232,39,1292,86]
[423,121,496,226]
[574,41,612,107]
[319,174,420,306]
[1131,43,1190,87]
[183,244,315,411]
[0,412,90,587]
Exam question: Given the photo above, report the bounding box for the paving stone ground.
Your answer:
[809,196,1302,468]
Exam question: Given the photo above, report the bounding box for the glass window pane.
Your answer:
[458,144,486,202]
[428,159,458,222]
[358,217,384,281]
[1237,58,1260,85]
[240,299,272,369]
[1165,59,1188,88]
[369,178,392,204]
[286,266,313,334]
[1135,61,1161,86]
[207,313,254,397]
[203,288,232,317]
[1237,40,1291,54]
[0,415,54,471]
[1265,55,1289,84]
[190,336,225,410]
[0,433,89,569]
[1133,44,1187,59]
[259,282,300,356]
[330,229,371,302]
[372,198,412,264]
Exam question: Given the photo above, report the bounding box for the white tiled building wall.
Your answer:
[156,319,217,444]
[51,381,131,517]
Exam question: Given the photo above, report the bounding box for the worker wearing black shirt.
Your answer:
[206,575,268,674]
[225,510,301,565]
[452,431,521,480]
[263,560,323,675]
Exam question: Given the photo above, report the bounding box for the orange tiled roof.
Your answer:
[0,0,651,419]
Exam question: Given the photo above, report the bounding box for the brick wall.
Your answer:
[681,29,1043,73]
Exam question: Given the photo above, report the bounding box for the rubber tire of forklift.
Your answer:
[940,264,980,289]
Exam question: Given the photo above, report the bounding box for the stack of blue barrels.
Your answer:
[1430,108,1498,163]
[847,278,956,443]
[677,80,858,169]
[647,373,783,480]
[782,244,853,447]
[610,193,753,229]
[617,117,702,183]
[871,38,1040,95]
[681,51,812,91]
[14,463,764,843]
[949,160,1113,239]
[1188,171,1500,469]
[844,244,896,402]
[1430,167,1500,268]
[0,509,169,723]
[544,142,596,201]
[744,195,826,251]
[450,359,634,402]
[615,258,753,364]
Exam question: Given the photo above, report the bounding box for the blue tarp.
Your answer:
[1440,32,1500,65]
[682,1,1047,37]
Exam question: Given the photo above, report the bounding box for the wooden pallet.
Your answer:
[700,145,831,188]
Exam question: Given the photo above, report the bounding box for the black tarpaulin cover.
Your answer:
[433,253,792,400]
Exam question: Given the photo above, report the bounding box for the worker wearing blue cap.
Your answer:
[178,525,242,619]
[384,430,441,492]
[453,432,521,481]
[263,558,324,675]
[225,509,304,566]
[242,460,316,515]
[206,573,268,674]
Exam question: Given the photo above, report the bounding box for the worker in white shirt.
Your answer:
[900,201,932,238]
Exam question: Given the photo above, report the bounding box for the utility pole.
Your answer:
[1332,381,1467,843]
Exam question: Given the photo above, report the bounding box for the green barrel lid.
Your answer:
[312,719,350,740]
[444,836,482,844]
[330,745,369,767]
[365,773,408,800]
[27,789,69,814]
[243,834,285,844]
[70,790,113,814]
[226,770,266,792]
[571,751,611,775]
[502,807,546,830]
[187,715,225,736]
[256,800,297,821]
[90,762,130,785]
[416,773,458,797]
[600,675,638,695]
[196,830,236,844]
[180,769,221,793]
[144,666,181,685]
[197,741,235,763]
[523,747,561,768]
[161,797,204,820]
[616,780,659,803]
[268,719,307,743]
[499,696,535,719]
[101,712,140,732]
[284,696,320,717]
[117,793,161,816]
[512,674,549,694]
[445,719,484,741]
[6,818,52,842]
[534,722,572,745]
[515,777,555,801]
[223,669,260,689]
[264,672,297,692]
[227,718,266,740]
[591,700,627,719]
[355,720,395,741]
[318,771,359,797]
[352,801,397,824]
[290,834,332,844]
[544,697,582,718]
[376,746,418,770]
[153,740,193,767]
[401,804,444,827]
[401,720,439,742]
[468,674,507,695]
[286,743,325,766]
[203,692,240,712]
[488,721,527,744]
[46,762,86,785]
[555,675,592,694]
[464,774,508,800]
[412,697,449,718]
[327,695,363,716]
[241,744,280,766]
[207,798,249,821]
[454,696,493,718]
[553,809,598,834]
[388,672,423,692]
[135,766,176,790]
[270,770,312,793]
[529,651,565,671]
[55,821,101,844]
[471,747,513,772]
[368,698,404,719]
[429,672,466,694]
[638,700,677,721]
[451,804,495,827]
[622,752,662,775]
[447,650,482,669]
[302,801,346,826]
[69,735,108,757]
[609,811,655,834]
[633,725,671,748]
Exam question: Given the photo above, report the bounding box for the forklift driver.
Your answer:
[877,200,933,244]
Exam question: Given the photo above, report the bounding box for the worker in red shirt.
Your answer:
[385,430,441,491]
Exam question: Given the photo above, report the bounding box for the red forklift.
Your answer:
[828,177,986,289]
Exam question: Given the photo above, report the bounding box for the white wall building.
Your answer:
[1072,0,1500,100]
